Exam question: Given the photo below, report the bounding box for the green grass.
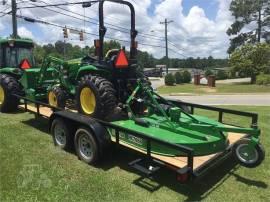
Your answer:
[157,83,270,95]
[0,106,269,201]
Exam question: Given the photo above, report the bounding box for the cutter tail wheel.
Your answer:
[48,87,67,109]
[0,74,22,112]
[74,127,99,165]
[76,75,117,119]
[233,138,265,168]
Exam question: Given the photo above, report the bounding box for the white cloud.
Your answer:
[18,26,34,38]
[0,0,234,58]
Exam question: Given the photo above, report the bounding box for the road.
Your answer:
[150,78,164,89]
[216,77,251,84]
[150,77,252,89]
[167,94,270,106]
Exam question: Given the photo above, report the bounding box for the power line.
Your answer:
[168,48,188,58]
[18,0,165,41]
[0,11,9,17]
[17,1,100,9]
[15,14,167,49]
[0,5,10,16]
[168,40,196,58]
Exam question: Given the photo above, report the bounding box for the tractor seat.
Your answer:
[105,49,119,62]
[81,55,98,65]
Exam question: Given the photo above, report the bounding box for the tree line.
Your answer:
[33,40,228,70]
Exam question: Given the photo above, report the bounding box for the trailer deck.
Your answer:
[18,103,246,173]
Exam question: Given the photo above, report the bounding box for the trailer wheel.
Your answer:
[0,74,22,112]
[51,118,73,151]
[233,138,265,168]
[48,87,67,109]
[74,127,99,165]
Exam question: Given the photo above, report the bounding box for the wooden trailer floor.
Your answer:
[20,104,245,170]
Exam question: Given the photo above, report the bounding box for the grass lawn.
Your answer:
[0,106,269,201]
[157,83,270,95]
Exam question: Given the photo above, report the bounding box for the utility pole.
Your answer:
[160,18,173,74]
[11,0,18,38]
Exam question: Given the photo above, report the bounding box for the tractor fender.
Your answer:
[0,68,23,79]
[76,65,108,80]
[49,111,111,155]
[76,65,98,80]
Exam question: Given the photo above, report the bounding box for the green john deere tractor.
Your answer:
[0,0,140,120]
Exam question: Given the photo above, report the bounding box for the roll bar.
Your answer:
[98,0,138,62]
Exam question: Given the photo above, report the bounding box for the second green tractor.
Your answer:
[0,1,140,119]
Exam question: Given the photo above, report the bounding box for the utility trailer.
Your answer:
[14,94,261,183]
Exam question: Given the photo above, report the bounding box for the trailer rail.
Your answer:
[14,94,255,182]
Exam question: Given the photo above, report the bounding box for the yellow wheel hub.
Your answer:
[80,87,96,115]
[48,91,58,107]
[0,85,5,105]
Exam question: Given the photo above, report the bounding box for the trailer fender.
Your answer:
[49,111,111,155]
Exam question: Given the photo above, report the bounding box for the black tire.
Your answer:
[74,127,99,165]
[76,75,117,118]
[51,118,73,151]
[233,138,265,168]
[48,86,67,109]
[0,74,22,112]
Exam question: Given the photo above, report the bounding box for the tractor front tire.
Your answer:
[76,75,117,119]
[0,74,21,112]
[48,87,67,109]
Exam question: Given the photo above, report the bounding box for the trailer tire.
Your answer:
[0,74,22,112]
[76,75,117,119]
[233,138,265,168]
[74,127,99,165]
[48,87,67,109]
[51,118,73,151]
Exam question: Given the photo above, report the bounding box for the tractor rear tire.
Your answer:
[76,75,117,119]
[48,87,67,109]
[0,74,22,112]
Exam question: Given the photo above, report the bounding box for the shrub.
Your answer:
[182,70,192,83]
[263,66,270,74]
[204,69,213,77]
[256,74,270,85]
[216,70,228,80]
[165,73,175,86]
[174,72,183,84]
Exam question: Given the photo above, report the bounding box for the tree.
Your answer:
[103,40,121,55]
[216,70,228,80]
[33,44,46,66]
[229,43,270,83]
[204,69,214,77]
[227,0,270,54]
[175,72,183,84]
[182,70,192,83]
[165,73,175,86]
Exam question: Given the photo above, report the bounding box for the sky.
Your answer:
[0,0,234,59]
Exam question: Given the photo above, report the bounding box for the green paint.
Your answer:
[113,80,261,157]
